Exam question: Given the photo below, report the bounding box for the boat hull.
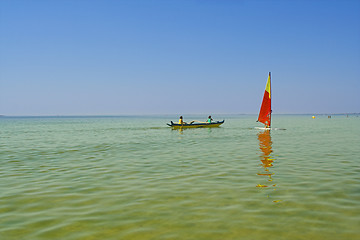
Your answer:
[167,120,224,129]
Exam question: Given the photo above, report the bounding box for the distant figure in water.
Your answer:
[179,116,186,124]
[207,115,213,123]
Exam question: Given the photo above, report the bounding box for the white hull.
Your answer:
[255,127,286,130]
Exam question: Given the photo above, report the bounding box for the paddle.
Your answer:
[190,120,207,124]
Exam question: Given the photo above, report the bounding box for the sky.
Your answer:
[1,0,359,116]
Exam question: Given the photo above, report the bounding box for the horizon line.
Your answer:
[1,113,359,118]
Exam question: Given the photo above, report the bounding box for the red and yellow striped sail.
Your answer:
[258,72,272,127]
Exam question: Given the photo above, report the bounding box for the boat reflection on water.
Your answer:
[174,127,214,134]
[177,128,184,134]
[256,130,281,203]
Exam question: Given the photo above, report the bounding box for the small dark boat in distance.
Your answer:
[167,120,225,129]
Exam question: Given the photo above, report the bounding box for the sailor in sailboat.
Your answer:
[257,72,272,129]
[256,73,286,130]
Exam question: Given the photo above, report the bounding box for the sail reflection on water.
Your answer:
[256,130,281,202]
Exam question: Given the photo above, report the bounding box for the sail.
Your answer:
[257,72,272,127]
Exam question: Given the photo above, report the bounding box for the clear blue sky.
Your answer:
[1,0,359,116]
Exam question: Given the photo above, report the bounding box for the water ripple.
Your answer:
[1,116,360,239]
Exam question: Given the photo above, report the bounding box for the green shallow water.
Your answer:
[1,115,360,239]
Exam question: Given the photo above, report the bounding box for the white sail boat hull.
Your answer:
[255,127,271,130]
[255,127,286,131]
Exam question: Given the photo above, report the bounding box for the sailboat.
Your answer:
[256,72,272,130]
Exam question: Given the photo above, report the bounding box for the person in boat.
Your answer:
[207,115,213,123]
[179,116,187,125]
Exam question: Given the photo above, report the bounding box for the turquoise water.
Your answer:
[1,115,359,239]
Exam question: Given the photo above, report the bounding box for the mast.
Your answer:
[269,72,272,127]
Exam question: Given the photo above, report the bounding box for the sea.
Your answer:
[1,114,359,240]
